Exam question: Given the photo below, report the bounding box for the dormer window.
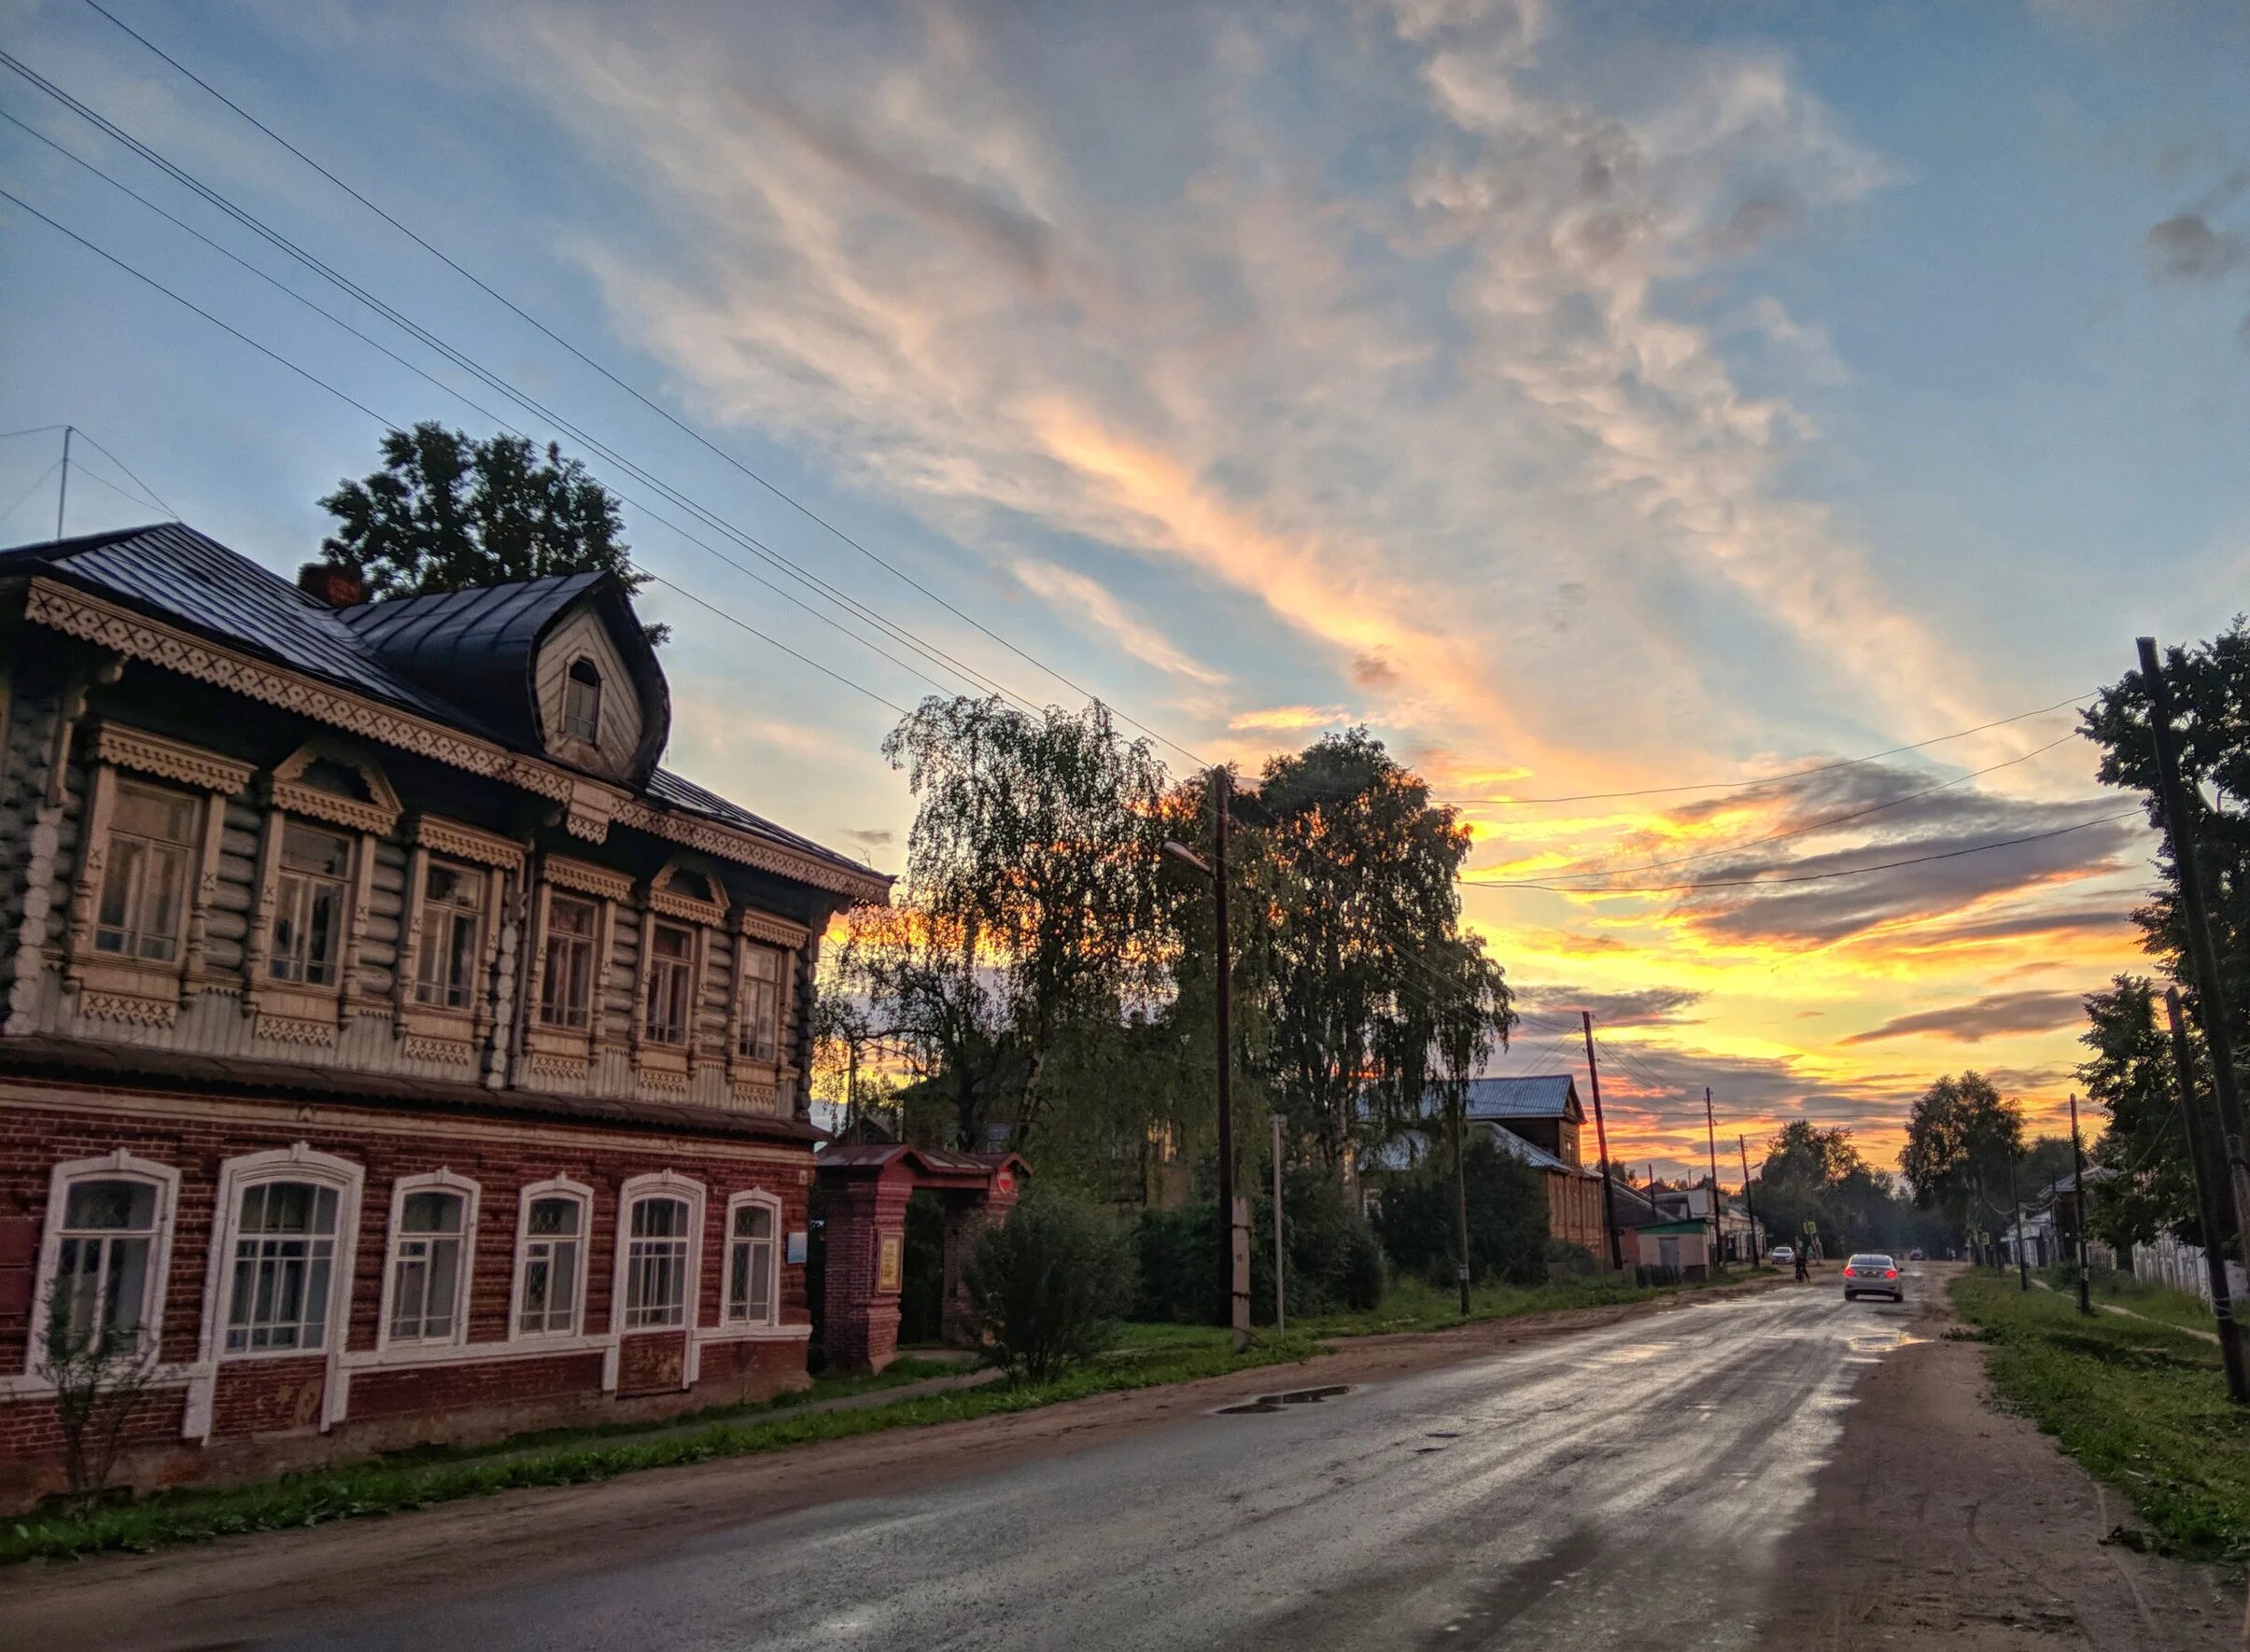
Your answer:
[564,659,602,743]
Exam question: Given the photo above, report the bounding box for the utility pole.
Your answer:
[2008,1152,2029,1291]
[1452,1088,1471,1314]
[1211,766,1247,1352]
[1704,1087,1723,1269]
[2138,637,2250,1252]
[55,425,72,540]
[1271,1111,1287,1334]
[2066,1092,2092,1318]
[2169,987,2249,1406]
[1738,1137,1761,1266]
[1582,1012,1623,1273]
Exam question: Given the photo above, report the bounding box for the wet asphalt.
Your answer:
[275,1277,1924,1652]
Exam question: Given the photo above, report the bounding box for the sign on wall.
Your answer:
[877,1230,904,1293]
[785,1230,808,1266]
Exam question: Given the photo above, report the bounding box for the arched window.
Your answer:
[222,1175,348,1353]
[564,659,602,743]
[724,1195,780,1325]
[32,1154,180,1369]
[623,1194,693,1328]
[380,1172,479,1347]
[513,1178,592,1339]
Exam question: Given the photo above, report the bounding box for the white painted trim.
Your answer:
[506,1176,596,1343]
[340,1335,612,1370]
[373,1169,481,1353]
[692,1323,812,1346]
[23,1150,183,1377]
[189,1144,365,1440]
[607,1171,706,1392]
[719,1188,783,1329]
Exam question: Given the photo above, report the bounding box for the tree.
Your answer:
[965,1188,1137,1382]
[35,1285,165,1499]
[2079,973,2209,1252]
[319,424,665,642]
[1373,1136,1551,1288]
[1901,1072,2025,1241]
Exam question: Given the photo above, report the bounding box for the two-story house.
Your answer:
[0,524,890,1503]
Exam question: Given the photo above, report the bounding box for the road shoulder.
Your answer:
[1760,1270,2242,1650]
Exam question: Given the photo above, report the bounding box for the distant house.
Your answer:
[1648,1181,1760,1263]
[1370,1075,1609,1256]
[1601,1173,1712,1279]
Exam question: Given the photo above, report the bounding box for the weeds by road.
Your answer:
[1952,1268,2250,1561]
[2036,1262,2223,1337]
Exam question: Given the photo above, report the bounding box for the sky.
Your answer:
[4,0,2246,1180]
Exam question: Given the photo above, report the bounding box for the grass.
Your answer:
[1,1331,1315,1567]
[2034,1263,2221,1337]
[5,1267,1749,1567]
[1952,1268,2250,1561]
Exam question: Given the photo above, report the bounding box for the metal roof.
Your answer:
[1369,1119,1595,1178]
[644,768,878,881]
[1450,1074,1582,1120]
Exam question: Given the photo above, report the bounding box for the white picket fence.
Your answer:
[2132,1231,2249,1306]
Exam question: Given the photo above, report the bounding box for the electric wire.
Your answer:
[68,0,1217,769]
[0,459,63,532]
[65,424,174,516]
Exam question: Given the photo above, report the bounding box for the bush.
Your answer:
[965,1189,1137,1382]
[1136,1170,1388,1324]
[1372,1137,1549,1288]
[1134,1204,1219,1324]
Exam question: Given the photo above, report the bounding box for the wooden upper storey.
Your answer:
[0,525,890,1136]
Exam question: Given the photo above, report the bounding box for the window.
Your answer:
[564,659,602,743]
[413,861,485,1011]
[515,1189,586,1337]
[724,1199,778,1325]
[94,783,197,962]
[384,1184,471,1345]
[270,823,351,987]
[643,922,694,1045]
[224,1181,341,1352]
[623,1196,691,1328]
[540,895,598,1029]
[737,945,784,1063]
[49,1178,161,1350]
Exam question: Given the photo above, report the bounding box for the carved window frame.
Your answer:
[521,855,632,1083]
[373,1169,481,1352]
[631,857,726,1091]
[508,1176,595,1342]
[23,1150,183,1376]
[394,817,522,1071]
[724,906,808,1109]
[64,723,251,1027]
[612,1171,706,1338]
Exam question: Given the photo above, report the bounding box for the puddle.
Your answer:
[1214,1383,1355,1415]
[1843,1326,1928,1365]
[1580,1341,1674,1367]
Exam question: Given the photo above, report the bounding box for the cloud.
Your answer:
[1512,985,1707,1027]
[2145,214,2249,282]
[1838,989,2088,1046]
[1009,558,1226,684]
[1230,705,1353,733]
[844,826,897,851]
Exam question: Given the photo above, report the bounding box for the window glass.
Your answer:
[387,1188,468,1343]
[737,945,783,1063]
[413,861,486,1011]
[643,923,695,1045]
[51,1177,161,1348]
[540,895,598,1029]
[94,783,197,961]
[225,1180,340,1352]
[271,824,351,987]
[517,1194,584,1336]
[725,1200,776,1324]
[564,660,602,743]
[623,1195,691,1328]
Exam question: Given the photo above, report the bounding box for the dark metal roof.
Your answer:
[1461,1075,1582,1120]
[646,766,878,881]
[0,523,490,734]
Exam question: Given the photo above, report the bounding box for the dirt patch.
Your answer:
[1761,1267,2243,1650]
[0,1279,1780,1652]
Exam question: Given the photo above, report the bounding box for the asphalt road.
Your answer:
[274,1276,1925,1652]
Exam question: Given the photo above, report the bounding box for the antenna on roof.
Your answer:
[55,426,71,540]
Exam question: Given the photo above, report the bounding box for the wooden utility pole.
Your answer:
[2138,637,2250,1251]
[1211,767,1246,1351]
[2066,1092,2092,1317]
[2008,1153,2029,1291]
[1704,1087,1723,1268]
[1271,1112,1286,1334]
[1582,1012,1623,1273]
[1739,1136,1761,1266]
[2168,987,2249,1406]
[55,425,72,540]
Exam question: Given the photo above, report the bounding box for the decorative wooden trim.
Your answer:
[728,1081,780,1113]
[80,987,180,1027]
[647,887,727,927]
[253,1012,337,1048]
[263,738,402,838]
[182,791,228,982]
[88,723,253,794]
[612,797,887,902]
[409,815,526,873]
[734,907,810,948]
[545,856,634,903]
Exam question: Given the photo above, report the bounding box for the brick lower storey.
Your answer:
[0,1080,819,1508]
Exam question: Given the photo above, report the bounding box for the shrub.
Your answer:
[966,1188,1137,1382]
[1137,1170,1388,1323]
[1134,1204,1219,1324]
[1372,1137,1549,1288]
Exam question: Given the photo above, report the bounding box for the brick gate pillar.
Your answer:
[822,1169,911,1373]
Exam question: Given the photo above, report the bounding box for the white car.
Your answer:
[1769,1245,1794,1267]
[1842,1253,1904,1303]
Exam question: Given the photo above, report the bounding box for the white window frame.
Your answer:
[611,1171,705,1335]
[267,819,356,988]
[563,657,603,744]
[721,1190,782,1328]
[374,1169,481,1351]
[410,859,487,1014]
[537,891,600,1031]
[24,1151,181,1376]
[508,1176,594,1342]
[734,943,786,1065]
[200,1145,364,1366]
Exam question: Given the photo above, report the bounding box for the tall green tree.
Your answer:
[2078,973,2211,1252]
[319,424,664,641]
[1900,1071,2025,1240]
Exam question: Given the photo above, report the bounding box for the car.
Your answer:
[1769,1245,1793,1267]
[1907,1249,1925,1261]
[1843,1253,1904,1302]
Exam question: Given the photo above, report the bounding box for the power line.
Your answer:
[68,0,1216,770]
[56,454,165,516]
[1462,809,2143,895]
[1509,731,2086,886]
[66,425,174,516]
[0,183,920,721]
[0,459,63,532]
[1481,693,2098,805]
[0,423,67,441]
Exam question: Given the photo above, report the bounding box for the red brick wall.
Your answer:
[0,1084,816,1505]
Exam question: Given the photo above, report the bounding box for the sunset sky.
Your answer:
[5,0,2246,1178]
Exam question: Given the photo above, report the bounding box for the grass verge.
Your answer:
[1952,1268,2250,1561]
[1294,1266,1774,1339]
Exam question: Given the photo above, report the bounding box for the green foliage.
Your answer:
[1373,1137,1550,1287]
[1901,1072,2025,1237]
[1132,1177,1385,1324]
[964,1189,1138,1381]
[1953,1268,2250,1561]
[318,424,663,643]
[2080,974,2212,1253]
[1132,1204,1222,1323]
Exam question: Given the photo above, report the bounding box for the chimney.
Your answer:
[297,562,364,609]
